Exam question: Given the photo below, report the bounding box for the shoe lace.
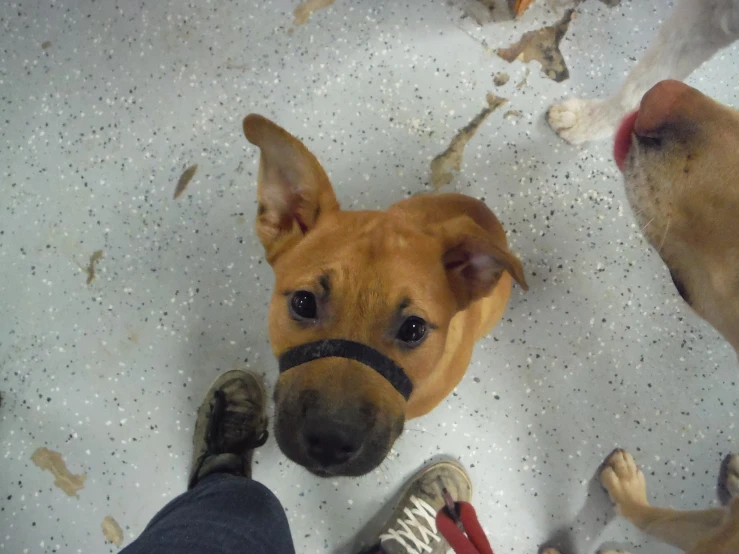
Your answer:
[379,496,440,554]
[208,390,269,452]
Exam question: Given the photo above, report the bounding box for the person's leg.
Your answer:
[122,474,293,554]
[121,370,296,554]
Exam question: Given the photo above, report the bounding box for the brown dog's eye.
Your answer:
[290,291,318,321]
[396,316,427,346]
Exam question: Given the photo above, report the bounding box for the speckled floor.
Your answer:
[1,0,738,553]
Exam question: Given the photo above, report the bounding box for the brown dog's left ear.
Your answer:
[440,216,528,309]
[243,114,340,262]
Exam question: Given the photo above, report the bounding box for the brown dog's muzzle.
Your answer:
[279,339,413,399]
[273,340,410,477]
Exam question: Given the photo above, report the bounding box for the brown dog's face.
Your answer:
[243,114,526,476]
[616,80,739,349]
[269,212,459,476]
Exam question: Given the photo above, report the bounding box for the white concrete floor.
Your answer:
[1,0,738,553]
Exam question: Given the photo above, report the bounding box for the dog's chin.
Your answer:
[275,435,394,478]
[303,463,373,478]
[307,466,335,478]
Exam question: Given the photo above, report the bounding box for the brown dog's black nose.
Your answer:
[302,419,362,467]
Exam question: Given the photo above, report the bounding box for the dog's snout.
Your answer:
[635,80,693,139]
[302,419,362,467]
[273,372,405,477]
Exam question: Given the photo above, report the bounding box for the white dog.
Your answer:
[548,0,739,144]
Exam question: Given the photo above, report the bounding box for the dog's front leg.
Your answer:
[548,0,739,145]
[601,449,727,552]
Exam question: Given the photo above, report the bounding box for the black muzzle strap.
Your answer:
[278,339,413,400]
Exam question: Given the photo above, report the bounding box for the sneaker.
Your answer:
[188,370,269,488]
[361,460,473,554]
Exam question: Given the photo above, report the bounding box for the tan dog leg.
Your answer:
[601,450,726,552]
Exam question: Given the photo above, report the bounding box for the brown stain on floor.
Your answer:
[516,67,531,89]
[31,447,87,497]
[102,516,124,546]
[493,72,509,87]
[86,250,104,285]
[174,164,198,199]
[430,93,508,190]
[294,0,335,25]
[496,8,575,82]
[41,41,52,50]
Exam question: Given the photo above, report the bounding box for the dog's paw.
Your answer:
[541,549,562,554]
[547,98,620,145]
[726,454,739,498]
[601,449,648,510]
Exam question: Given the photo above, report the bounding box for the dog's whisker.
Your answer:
[376,458,393,484]
[657,217,671,253]
[639,217,655,234]
[402,428,433,436]
[631,205,647,218]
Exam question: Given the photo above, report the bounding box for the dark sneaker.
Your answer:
[361,460,472,554]
[188,370,269,488]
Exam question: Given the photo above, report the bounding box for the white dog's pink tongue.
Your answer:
[614,110,638,172]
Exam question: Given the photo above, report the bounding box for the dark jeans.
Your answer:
[121,474,296,554]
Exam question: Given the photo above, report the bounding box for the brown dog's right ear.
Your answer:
[243,114,340,262]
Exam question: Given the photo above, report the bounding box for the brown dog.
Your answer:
[242,114,527,477]
[544,81,739,554]
[614,79,739,354]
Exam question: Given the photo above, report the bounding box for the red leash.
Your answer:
[435,489,495,554]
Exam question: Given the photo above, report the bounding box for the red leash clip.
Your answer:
[435,488,494,554]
